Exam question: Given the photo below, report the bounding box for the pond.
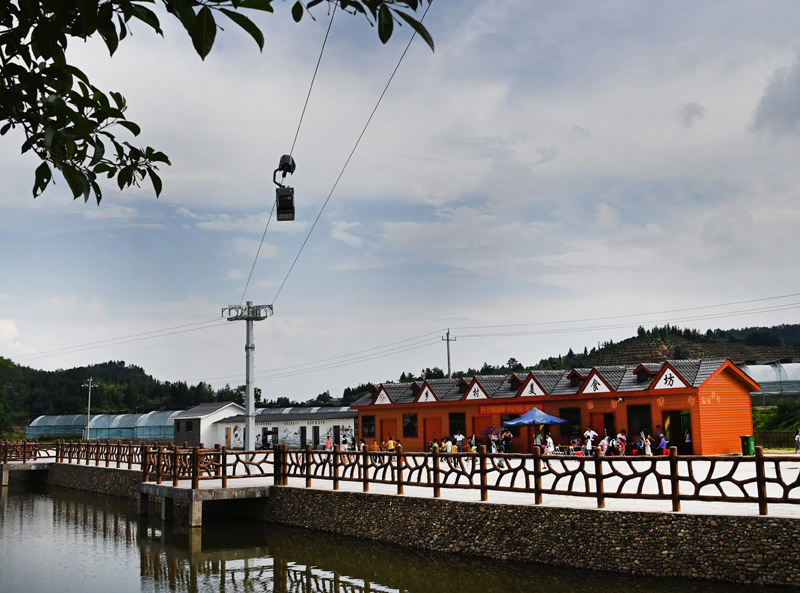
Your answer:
[0,482,787,593]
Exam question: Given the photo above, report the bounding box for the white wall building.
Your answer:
[216,406,358,450]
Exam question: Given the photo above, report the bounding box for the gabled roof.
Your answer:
[173,401,244,419]
[349,359,757,407]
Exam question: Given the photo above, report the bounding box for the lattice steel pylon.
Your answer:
[222,301,273,450]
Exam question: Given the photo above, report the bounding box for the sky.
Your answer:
[2,1,800,403]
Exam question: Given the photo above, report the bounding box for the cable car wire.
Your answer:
[239,5,338,304]
[271,1,434,306]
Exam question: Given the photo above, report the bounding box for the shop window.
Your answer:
[627,404,652,438]
[403,414,418,438]
[559,407,581,438]
[185,420,193,432]
[449,413,466,437]
[362,415,376,438]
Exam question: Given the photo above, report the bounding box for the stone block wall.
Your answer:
[47,463,143,499]
[263,487,800,587]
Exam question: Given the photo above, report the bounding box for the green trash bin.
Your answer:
[740,435,755,456]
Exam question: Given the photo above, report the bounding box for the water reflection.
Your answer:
[0,482,787,593]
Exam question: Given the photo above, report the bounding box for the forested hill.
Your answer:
[2,323,800,434]
[527,324,799,371]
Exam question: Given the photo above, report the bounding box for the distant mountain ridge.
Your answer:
[545,324,800,370]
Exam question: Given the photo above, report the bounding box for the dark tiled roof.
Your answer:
[350,360,745,406]
[173,402,242,419]
[530,371,566,393]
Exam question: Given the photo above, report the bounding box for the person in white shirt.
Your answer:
[583,426,598,452]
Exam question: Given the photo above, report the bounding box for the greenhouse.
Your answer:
[27,410,180,442]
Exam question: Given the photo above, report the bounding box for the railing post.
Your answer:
[755,446,768,516]
[142,444,150,482]
[156,446,164,484]
[332,445,340,491]
[361,446,369,493]
[669,446,681,512]
[273,445,283,486]
[2,441,8,464]
[305,445,313,489]
[479,445,488,502]
[282,445,289,485]
[533,446,542,505]
[593,447,605,509]
[395,445,404,495]
[127,442,133,470]
[221,446,228,488]
[172,445,179,487]
[192,447,200,490]
[432,447,441,498]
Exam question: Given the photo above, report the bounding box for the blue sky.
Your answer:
[2,1,800,402]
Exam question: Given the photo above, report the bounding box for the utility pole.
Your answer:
[222,301,273,450]
[82,377,94,441]
[442,329,456,378]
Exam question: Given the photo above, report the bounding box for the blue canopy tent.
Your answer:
[503,407,567,426]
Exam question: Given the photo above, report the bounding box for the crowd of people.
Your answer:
[558,424,693,456]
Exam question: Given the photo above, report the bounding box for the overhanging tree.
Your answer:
[0,0,433,203]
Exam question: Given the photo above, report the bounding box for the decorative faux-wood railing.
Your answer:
[1,440,57,462]
[5,440,800,516]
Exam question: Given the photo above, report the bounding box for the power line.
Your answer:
[204,297,800,386]
[449,292,800,333]
[13,319,226,363]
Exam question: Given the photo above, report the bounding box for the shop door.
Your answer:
[299,426,307,448]
[225,427,231,448]
[662,410,690,445]
[313,426,320,448]
[380,419,397,442]
[423,417,442,448]
[473,416,493,444]
[333,425,341,446]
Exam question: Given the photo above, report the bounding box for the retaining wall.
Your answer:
[262,487,800,587]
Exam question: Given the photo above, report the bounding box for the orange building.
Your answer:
[350,358,759,455]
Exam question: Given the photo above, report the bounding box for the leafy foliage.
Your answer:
[0,0,433,203]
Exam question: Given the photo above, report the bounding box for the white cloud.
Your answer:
[331,220,363,248]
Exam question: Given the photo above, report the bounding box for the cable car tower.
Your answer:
[222,302,273,451]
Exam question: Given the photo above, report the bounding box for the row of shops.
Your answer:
[350,358,759,455]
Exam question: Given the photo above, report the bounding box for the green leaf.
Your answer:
[89,138,105,166]
[219,9,265,51]
[191,6,217,59]
[148,169,163,197]
[291,1,303,23]
[239,0,274,12]
[117,120,141,136]
[117,166,134,190]
[130,5,163,35]
[395,10,434,52]
[33,162,53,198]
[61,165,90,201]
[377,4,393,44]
